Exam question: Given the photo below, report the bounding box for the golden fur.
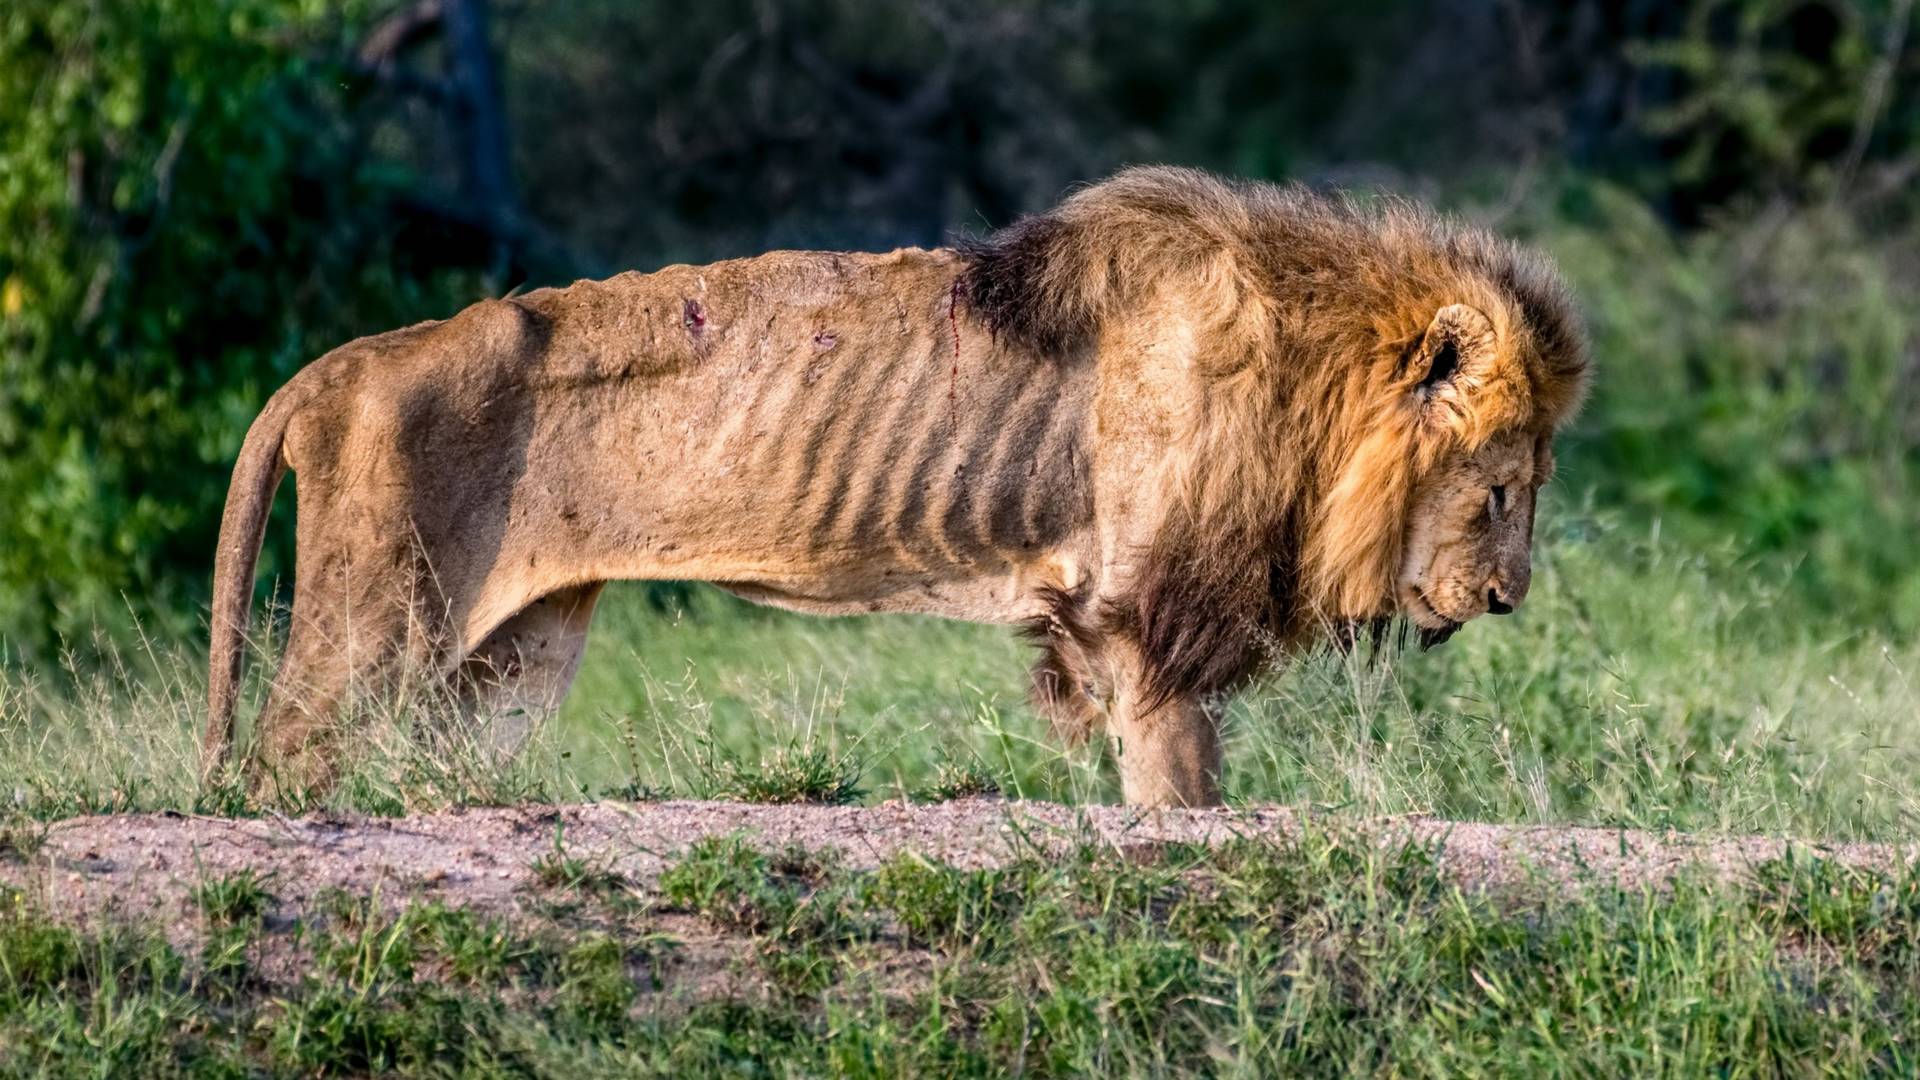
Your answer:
[962,169,1586,724]
[205,166,1588,807]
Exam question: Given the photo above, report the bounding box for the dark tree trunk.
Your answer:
[442,0,519,277]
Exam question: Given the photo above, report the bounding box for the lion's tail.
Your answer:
[955,165,1263,358]
[202,389,295,786]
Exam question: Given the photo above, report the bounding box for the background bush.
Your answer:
[0,0,478,652]
[3,0,1918,649]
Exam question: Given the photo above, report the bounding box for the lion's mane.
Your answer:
[959,167,1590,710]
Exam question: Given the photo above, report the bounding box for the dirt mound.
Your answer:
[6,799,1908,934]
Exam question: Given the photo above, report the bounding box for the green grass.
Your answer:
[1,500,1918,839]
[3,832,1918,1075]
[545,505,1920,840]
[189,867,274,928]
[2,499,1918,1071]
[530,825,632,897]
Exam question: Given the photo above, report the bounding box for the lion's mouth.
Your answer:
[1403,588,1463,650]
[1417,620,1460,650]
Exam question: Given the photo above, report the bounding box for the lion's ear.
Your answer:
[1411,304,1495,395]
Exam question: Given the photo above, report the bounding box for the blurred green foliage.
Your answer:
[1542,183,1920,627]
[2,0,1918,649]
[1631,0,1917,206]
[0,0,477,651]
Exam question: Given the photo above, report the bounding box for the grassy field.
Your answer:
[4,494,1916,839]
[4,525,1919,1076]
[560,515,1920,840]
[4,493,1920,1074]
[4,822,1919,1075]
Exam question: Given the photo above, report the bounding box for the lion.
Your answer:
[203,166,1588,807]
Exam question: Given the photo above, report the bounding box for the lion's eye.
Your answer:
[1488,485,1507,519]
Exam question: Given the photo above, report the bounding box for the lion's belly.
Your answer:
[712,558,1072,624]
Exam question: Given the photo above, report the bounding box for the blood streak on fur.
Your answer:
[681,298,706,337]
[947,279,963,418]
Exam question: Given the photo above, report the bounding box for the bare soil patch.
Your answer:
[6,799,1908,935]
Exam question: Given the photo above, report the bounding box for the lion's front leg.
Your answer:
[1102,643,1224,808]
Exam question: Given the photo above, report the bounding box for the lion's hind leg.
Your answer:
[247,558,449,804]
[451,582,605,758]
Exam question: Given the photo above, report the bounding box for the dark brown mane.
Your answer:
[952,216,1098,357]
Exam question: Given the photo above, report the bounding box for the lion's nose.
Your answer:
[1486,586,1514,616]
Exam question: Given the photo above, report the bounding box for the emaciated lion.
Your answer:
[204,166,1589,806]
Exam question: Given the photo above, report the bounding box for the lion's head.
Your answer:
[1385,303,1568,646]
[1397,427,1548,644]
[1296,240,1588,652]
